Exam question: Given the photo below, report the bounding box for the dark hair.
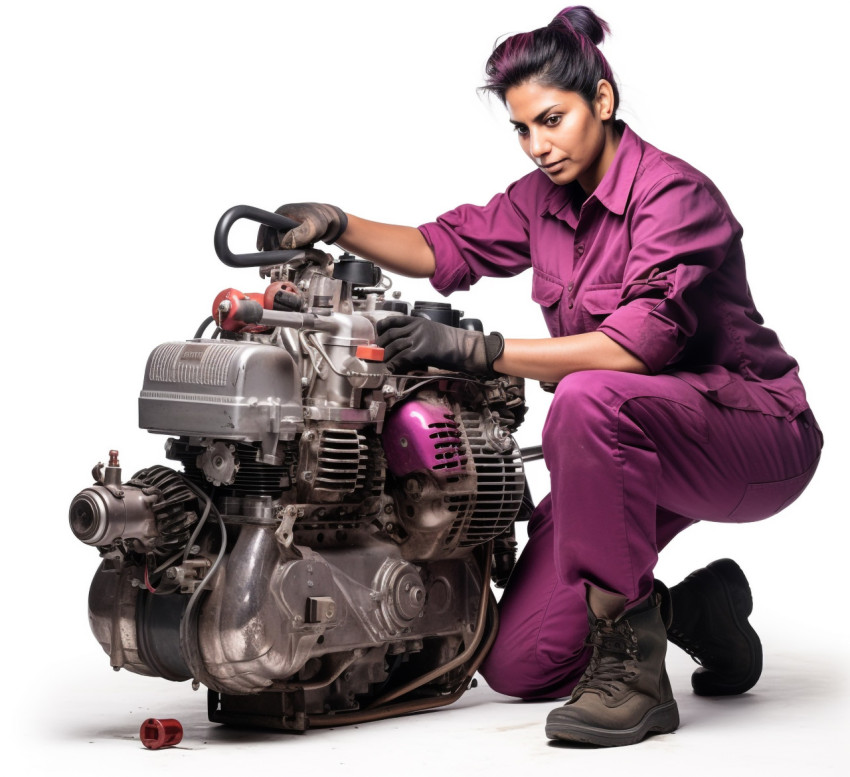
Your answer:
[482,6,619,115]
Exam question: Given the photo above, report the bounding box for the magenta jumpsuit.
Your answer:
[417,124,823,700]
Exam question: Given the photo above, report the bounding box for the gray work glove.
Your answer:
[256,203,348,250]
[376,315,505,376]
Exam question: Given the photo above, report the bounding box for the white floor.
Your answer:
[12,633,848,777]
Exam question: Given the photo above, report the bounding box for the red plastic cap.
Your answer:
[140,718,183,750]
[355,345,385,362]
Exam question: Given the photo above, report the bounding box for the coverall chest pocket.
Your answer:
[580,284,623,332]
[531,272,565,337]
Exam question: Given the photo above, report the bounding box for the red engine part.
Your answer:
[355,345,385,362]
[263,280,300,309]
[212,288,268,333]
[212,282,302,333]
[139,718,183,750]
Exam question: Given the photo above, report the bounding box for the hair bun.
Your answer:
[550,5,611,47]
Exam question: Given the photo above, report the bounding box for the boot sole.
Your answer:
[545,701,680,747]
[691,559,762,696]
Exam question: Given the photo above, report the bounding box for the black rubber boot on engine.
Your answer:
[545,592,679,747]
[667,558,763,696]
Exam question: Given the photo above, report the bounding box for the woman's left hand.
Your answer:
[376,316,504,376]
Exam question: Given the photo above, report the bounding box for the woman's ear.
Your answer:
[594,79,615,121]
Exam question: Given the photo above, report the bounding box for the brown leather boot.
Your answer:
[667,558,762,695]
[545,593,679,747]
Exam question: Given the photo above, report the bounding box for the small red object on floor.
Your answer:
[139,718,183,750]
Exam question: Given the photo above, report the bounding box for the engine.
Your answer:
[69,205,529,731]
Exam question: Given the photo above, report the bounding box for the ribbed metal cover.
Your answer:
[456,411,525,547]
[147,343,240,386]
[139,340,302,441]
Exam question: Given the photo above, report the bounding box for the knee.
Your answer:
[479,630,589,701]
[479,646,555,700]
[479,642,532,698]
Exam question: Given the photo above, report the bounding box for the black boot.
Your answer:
[667,558,762,696]
[545,593,679,747]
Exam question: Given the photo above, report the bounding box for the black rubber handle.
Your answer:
[234,299,265,324]
[214,205,305,268]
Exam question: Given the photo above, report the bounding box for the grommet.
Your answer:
[139,718,183,750]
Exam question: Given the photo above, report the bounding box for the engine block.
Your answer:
[69,206,528,730]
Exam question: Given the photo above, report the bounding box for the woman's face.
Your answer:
[505,80,617,193]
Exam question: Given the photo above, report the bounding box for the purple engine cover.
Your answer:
[383,399,467,480]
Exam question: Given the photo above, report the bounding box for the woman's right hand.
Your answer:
[256,203,348,250]
[257,207,436,280]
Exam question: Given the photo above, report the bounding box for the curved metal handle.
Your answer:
[213,205,306,268]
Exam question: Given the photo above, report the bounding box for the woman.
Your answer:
[261,6,822,746]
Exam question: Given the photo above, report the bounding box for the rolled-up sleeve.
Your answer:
[418,177,534,296]
[598,175,739,373]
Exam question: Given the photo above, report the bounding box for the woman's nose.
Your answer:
[529,129,550,158]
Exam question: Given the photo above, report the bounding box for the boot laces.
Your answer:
[574,619,640,698]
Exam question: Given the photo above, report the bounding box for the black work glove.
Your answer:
[256,203,348,251]
[376,315,505,376]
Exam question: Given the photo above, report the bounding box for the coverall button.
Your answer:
[568,299,574,309]
[568,281,574,292]
[576,244,585,255]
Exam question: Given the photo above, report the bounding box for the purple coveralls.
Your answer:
[418,124,823,700]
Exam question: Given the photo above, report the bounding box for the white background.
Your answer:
[2,0,847,773]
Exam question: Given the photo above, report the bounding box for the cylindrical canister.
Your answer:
[139,718,183,750]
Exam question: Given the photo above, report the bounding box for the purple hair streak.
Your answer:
[482,6,619,114]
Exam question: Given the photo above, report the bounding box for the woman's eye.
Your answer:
[545,114,561,127]
[513,124,529,136]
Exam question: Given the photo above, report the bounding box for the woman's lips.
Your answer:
[540,158,568,170]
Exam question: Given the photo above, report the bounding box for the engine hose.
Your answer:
[306,593,499,728]
[270,649,369,693]
[175,480,227,687]
[181,490,213,564]
[193,316,216,339]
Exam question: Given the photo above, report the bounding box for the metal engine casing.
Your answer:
[70,233,527,731]
[139,340,302,454]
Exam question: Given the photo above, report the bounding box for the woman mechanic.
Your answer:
[259,6,823,747]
